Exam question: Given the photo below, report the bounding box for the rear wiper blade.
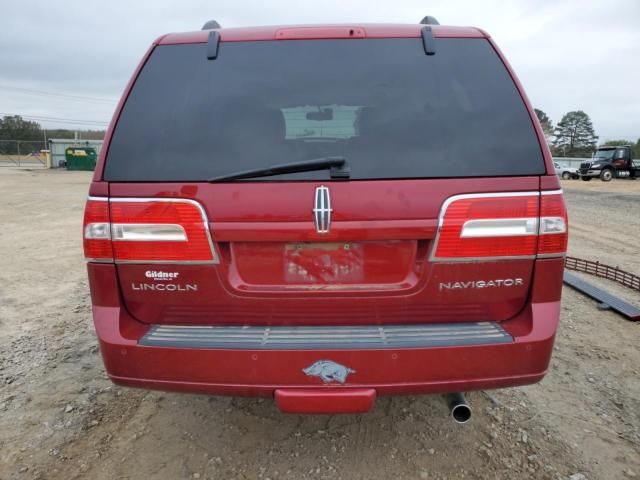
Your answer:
[207,156,350,182]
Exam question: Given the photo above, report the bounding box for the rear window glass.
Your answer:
[104,38,545,181]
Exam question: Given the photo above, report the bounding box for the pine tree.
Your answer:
[552,111,598,157]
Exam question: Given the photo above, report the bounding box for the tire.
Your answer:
[600,169,614,182]
[562,172,571,180]
[581,176,592,181]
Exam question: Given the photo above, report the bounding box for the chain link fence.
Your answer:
[0,140,47,167]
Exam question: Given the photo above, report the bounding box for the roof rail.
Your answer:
[206,31,221,60]
[202,20,221,30]
[420,16,440,25]
[421,26,436,55]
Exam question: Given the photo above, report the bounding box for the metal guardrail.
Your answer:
[565,256,640,292]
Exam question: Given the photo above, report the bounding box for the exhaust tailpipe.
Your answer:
[445,393,472,424]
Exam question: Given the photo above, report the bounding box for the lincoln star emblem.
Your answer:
[303,360,355,384]
[313,185,332,234]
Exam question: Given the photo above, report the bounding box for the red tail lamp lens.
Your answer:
[110,200,215,263]
[434,194,540,259]
[432,191,568,260]
[83,198,216,263]
[538,193,568,255]
[83,199,113,261]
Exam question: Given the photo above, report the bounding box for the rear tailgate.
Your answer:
[110,177,540,325]
[96,32,558,327]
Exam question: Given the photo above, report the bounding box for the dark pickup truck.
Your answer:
[580,145,640,181]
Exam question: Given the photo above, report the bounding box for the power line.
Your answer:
[0,85,117,104]
[0,112,109,127]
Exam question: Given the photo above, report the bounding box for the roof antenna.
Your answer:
[202,20,221,30]
[420,16,440,25]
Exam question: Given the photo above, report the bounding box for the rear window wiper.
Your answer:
[207,156,350,182]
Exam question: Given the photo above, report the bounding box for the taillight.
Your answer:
[431,190,567,261]
[82,197,217,264]
[537,191,568,256]
[83,198,113,261]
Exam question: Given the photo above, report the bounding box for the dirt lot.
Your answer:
[1,169,639,480]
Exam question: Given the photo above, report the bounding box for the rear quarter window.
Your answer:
[104,37,545,181]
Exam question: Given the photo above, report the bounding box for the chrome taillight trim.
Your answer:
[536,253,566,259]
[460,217,538,238]
[111,223,187,242]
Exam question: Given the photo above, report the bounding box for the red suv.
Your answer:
[83,18,568,419]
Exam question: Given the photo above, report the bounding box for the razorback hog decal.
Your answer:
[303,360,355,384]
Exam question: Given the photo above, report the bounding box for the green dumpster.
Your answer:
[65,147,97,171]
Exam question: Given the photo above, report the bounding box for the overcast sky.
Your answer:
[1,0,638,141]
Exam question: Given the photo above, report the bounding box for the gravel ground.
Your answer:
[0,169,639,480]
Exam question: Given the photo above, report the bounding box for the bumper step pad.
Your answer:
[139,321,512,350]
